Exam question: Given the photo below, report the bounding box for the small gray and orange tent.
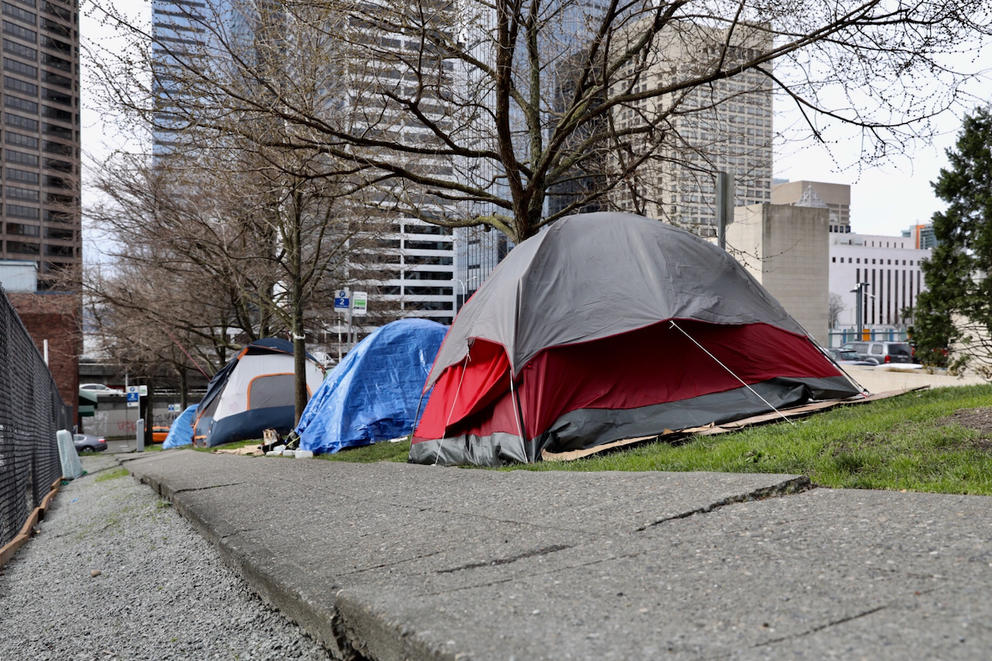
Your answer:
[410,212,861,466]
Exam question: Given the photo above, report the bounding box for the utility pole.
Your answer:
[716,171,734,250]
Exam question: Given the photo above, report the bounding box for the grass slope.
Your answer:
[327,385,992,494]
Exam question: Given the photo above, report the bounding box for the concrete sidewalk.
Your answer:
[121,451,992,659]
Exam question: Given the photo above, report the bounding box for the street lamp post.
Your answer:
[849,281,872,340]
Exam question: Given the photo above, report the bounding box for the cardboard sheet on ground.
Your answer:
[541,388,923,462]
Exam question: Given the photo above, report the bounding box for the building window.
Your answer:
[6,202,38,218]
[4,75,36,96]
[7,184,39,200]
[3,37,36,59]
[4,94,36,113]
[6,166,38,183]
[4,56,36,77]
[6,148,37,166]
[5,130,36,148]
[5,221,38,235]
[2,19,36,43]
[6,239,40,254]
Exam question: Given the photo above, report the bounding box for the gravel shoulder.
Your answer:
[0,454,331,661]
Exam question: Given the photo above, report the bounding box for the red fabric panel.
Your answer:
[413,321,842,445]
[413,340,514,441]
[517,320,839,437]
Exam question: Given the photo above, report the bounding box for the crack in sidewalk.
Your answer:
[754,605,887,647]
[635,476,813,532]
[436,543,574,574]
[172,482,245,495]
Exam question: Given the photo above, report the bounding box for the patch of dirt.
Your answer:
[939,407,992,452]
[946,407,992,435]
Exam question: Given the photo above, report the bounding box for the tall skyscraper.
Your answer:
[149,1,457,332]
[608,21,773,232]
[0,0,80,289]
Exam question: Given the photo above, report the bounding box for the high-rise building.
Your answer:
[771,180,851,233]
[149,1,457,331]
[0,0,80,289]
[902,223,937,249]
[609,21,773,232]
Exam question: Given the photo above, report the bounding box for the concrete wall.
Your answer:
[727,203,830,345]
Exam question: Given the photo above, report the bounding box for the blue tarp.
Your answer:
[295,318,447,454]
[163,404,198,449]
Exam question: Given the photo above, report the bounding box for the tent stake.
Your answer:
[669,320,796,427]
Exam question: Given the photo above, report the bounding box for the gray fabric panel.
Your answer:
[429,213,805,386]
[540,377,858,454]
[409,432,529,467]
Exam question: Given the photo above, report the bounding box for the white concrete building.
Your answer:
[829,233,930,331]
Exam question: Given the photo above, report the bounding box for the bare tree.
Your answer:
[88,0,992,244]
[828,292,844,330]
[87,0,406,422]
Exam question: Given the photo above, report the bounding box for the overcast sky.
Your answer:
[80,3,992,251]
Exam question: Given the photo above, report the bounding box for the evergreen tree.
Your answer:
[916,108,992,373]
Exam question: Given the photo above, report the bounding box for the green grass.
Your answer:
[325,385,992,495]
[95,467,129,482]
[516,385,992,494]
[318,439,412,463]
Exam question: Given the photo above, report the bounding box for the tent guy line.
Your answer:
[668,319,796,427]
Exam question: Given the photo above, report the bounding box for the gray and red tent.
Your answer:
[409,212,861,466]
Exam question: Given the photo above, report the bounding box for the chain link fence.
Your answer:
[0,286,72,547]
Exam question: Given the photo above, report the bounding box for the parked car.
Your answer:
[73,433,107,453]
[152,425,170,443]
[78,383,123,395]
[826,348,875,366]
[841,341,914,365]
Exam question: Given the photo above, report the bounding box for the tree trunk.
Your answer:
[293,328,307,426]
[178,367,188,409]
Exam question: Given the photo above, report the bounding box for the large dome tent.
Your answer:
[410,212,862,466]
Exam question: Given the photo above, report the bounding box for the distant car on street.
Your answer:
[826,348,876,366]
[73,433,107,453]
[78,383,123,395]
[842,341,915,366]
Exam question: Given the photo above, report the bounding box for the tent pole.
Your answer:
[669,320,796,427]
[508,369,528,460]
[433,355,470,466]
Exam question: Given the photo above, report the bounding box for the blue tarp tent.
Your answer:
[163,404,198,449]
[295,318,447,454]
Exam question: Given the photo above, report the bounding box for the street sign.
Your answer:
[126,385,139,408]
[352,291,368,316]
[334,289,349,310]
[138,385,148,396]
